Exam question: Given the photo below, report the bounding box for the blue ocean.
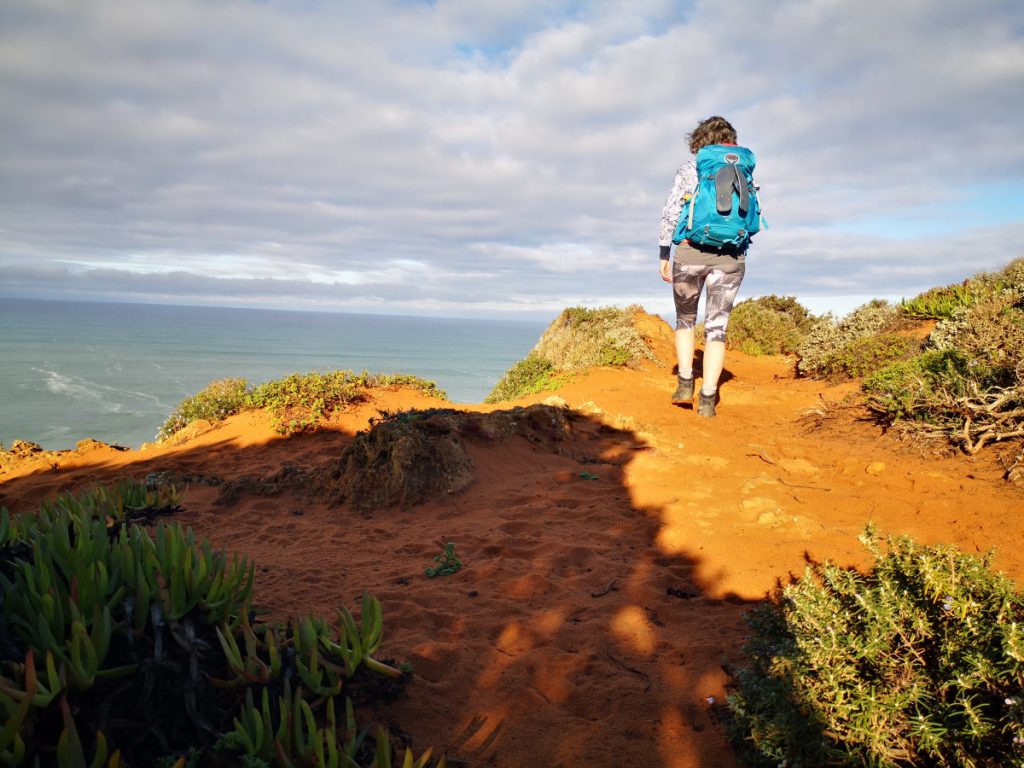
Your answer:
[0,299,548,451]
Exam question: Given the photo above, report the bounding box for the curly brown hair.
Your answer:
[687,116,737,154]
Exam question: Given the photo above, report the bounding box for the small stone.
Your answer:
[865,461,886,476]
[542,396,569,409]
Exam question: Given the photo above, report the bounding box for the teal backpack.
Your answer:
[672,144,762,250]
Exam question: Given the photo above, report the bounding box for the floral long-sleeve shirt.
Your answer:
[659,157,697,247]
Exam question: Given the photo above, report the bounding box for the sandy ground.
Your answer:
[2,314,1022,767]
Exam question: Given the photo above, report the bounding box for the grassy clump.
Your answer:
[726,295,818,356]
[485,305,656,402]
[0,481,442,767]
[158,377,250,439]
[160,370,447,439]
[727,527,1024,767]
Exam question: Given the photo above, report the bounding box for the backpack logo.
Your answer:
[672,144,762,250]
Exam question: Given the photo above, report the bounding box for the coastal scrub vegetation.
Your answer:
[725,295,819,356]
[484,353,559,404]
[158,377,250,439]
[159,370,446,440]
[485,305,656,402]
[795,299,917,379]
[865,258,1024,456]
[0,480,444,767]
[759,258,1023,464]
[727,527,1024,767]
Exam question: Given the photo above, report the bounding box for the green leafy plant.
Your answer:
[797,300,911,379]
[857,261,1024,459]
[727,527,1024,767]
[814,332,921,380]
[248,370,446,434]
[865,351,1023,454]
[0,481,437,767]
[726,295,819,356]
[425,543,462,578]
[247,370,368,433]
[533,305,656,370]
[160,370,447,439]
[486,305,657,402]
[899,281,980,320]
[159,378,249,439]
[863,349,977,421]
[928,290,1024,375]
[484,354,561,403]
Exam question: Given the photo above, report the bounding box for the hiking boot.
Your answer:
[671,377,694,404]
[697,390,717,418]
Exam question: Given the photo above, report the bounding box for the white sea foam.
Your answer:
[32,367,171,411]
[34,367,106,403]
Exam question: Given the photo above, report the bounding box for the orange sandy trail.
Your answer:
[2,315,1022,768]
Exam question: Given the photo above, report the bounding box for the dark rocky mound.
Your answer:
[323,404,574,511]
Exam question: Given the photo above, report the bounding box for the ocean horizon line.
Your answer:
[0,294,557,325]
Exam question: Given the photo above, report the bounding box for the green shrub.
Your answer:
[727,528,1024,767]
[900,258,1024,322]
[0,482,441,767]
[158,377,249,439]
[899,281,981,320]
[867,262,1024,455]
[816,332,920,380]
[485,305,656,402]
[532,305,655,370]
[726,295,818,356]
[996,257,1024,293]
[928,290,1024,375]
[484,353,560,403]
[865,349,1023,454]
[863,348,976,421]
[370,372,448,401]
[247,371,370,433]
[161,371,447,439]
[797,300,902,378]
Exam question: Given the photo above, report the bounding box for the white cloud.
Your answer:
[0,0,1022,317]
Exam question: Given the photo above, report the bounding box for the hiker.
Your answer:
[658,115,760,417]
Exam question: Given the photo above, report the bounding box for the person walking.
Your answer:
[658,115,757,417]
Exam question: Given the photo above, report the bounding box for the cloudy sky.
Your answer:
[1,0,1022,319]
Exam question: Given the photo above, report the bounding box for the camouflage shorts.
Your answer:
[672,260,746,343]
